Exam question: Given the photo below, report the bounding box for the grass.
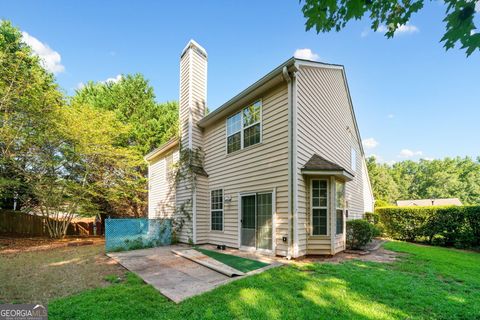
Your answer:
[194,247,269,273]
[0,243,125,305]
[48,241,480,320]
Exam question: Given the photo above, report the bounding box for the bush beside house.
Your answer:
[346,219,377,250]
[376,206,480,248]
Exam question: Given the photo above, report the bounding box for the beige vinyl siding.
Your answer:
[195,175,209,244]
[148,149,179,219]
[179,52,190,148]
[201,83,290,256]
[307,237,331,255]
[190,48,207,149]
[296,65,368,255]
[334,235,345,253]
[179,46,206,150]
[177,44,207,244]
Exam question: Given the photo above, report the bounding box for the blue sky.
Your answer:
[1,1,479,163]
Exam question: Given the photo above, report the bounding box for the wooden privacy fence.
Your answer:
[0,210,47,236]
[0,210,103,237]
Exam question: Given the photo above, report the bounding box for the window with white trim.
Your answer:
[311,179,328,235]
[336,181,345,235]
[211,189,223,231]
[226,101,261,153]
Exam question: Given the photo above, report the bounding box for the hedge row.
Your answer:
[375,206,480,248]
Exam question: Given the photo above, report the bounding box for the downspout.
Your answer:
[283,66,294,260]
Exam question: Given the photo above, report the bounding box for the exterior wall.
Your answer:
[201,83,290,256]
[148,149,179,219]
[177,41,207,244]
[195,175,210,244]
[296,65,371,255]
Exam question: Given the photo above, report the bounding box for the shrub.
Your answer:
[376,205,480,248]
[346,219,375,250]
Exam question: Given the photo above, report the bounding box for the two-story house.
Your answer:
[145,40,374,258]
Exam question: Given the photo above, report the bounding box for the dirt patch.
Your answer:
[297,239,400,264]
[0,237,125,305]
[0,235,104,254]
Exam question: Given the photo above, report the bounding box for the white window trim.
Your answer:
[225,100,263,154]
[210,189,224,232]
[310,179,329,236]
[237,189,275,254]
[335,181,346,235]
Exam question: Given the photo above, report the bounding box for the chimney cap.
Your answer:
[181,39,207,58]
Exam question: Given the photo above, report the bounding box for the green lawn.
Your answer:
[49,242,480,320]
[195,248,269,273]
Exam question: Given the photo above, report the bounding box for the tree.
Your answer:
[21,103,145,238]
[366,156,400,204]
[300,0,480,56]
[367,156,480,206]
[71,75,179,217]
[0,20,149,236]
[0,20,63,209]
[72,75,178,155]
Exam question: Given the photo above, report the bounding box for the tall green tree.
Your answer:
[72,75,178,155]
[0,20,63,209]
[70,75,179,217]
[300,0,480,56]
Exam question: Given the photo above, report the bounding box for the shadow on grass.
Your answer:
[49,243,480,320]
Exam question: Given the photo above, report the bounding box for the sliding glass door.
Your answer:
[240,192,273,250]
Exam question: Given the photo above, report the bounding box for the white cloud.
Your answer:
[422,157,434,161]
[21,31,65,74]
[387,114,395,119]
[76,82,85,90]
[363,138,379,149]
[399,149,423,158]
[102,74,122,84]
[361,28,370,38]
[377,24,419,35]
[476,1,480,12]
[294,48,320,61]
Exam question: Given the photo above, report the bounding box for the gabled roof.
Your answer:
[197,58,344,129]
[144,138,179,162]
[301,154,354,181]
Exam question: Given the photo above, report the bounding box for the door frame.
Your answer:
[237,188,276,255]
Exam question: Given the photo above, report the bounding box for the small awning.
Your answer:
[301,154,354,181]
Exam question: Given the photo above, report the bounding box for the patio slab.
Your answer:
[107,245,283,303]
[108,245,233,303]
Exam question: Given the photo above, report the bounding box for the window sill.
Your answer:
[308,235,330,239]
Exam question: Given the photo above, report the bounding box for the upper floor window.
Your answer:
[226,101,262,154]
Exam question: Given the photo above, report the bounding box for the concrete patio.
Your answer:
[107,244,283,303]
